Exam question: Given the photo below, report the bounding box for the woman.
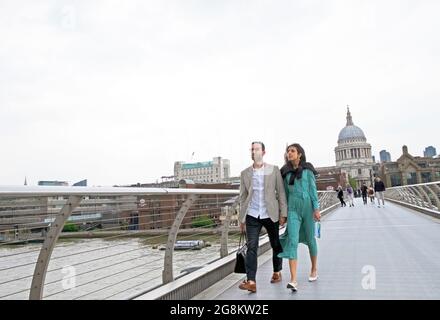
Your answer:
[337,186,346,207]
[278,143,321,292]
[346,184,354,207]
[368,187,375,205]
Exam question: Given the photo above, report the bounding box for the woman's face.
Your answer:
[287,146,301,162]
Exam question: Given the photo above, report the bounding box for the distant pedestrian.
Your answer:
[361,183,368,205]
[337,186,346,207]
[368,187,375,205]
[346,184,354,207]
[374,177,386,208]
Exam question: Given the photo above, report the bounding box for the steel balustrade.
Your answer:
[0,186,338,300]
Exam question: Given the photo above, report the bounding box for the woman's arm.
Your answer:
[307,170,320,211]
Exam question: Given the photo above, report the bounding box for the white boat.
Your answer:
[159,240,206,250]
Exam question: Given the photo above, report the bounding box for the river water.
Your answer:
[0,238,229,300]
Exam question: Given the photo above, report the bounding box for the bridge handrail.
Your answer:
[385,181,440,213]
[0,186,338,300]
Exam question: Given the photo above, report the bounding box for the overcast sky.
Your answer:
[1,0,439,186]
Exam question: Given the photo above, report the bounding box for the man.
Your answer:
[361,183,368,205]
[374,177,386,208]
[238,141,287,293]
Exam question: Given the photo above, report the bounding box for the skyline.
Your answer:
[14,132,439,186]
[1,1,439,186]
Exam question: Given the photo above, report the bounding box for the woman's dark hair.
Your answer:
[281,143,317,185]
[285,143,306,165]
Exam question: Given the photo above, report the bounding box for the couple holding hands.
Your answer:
[238,141,320,293]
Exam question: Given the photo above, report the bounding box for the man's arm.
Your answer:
[275,166,287,218]
[239,171,248,225]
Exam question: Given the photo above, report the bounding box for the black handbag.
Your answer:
[234,231,247,274]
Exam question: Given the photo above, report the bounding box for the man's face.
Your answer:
[251,143,265,162]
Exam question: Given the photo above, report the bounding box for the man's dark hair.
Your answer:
[252,141,265,151]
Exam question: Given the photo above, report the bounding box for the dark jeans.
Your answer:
[245,215,283,282]
[362,193,368,204]
[338,197,346,206]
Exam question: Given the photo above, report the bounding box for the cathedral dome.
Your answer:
[338,125,366,141]
[337,108,366,143]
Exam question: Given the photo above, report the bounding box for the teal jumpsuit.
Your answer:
[278,169,320,260]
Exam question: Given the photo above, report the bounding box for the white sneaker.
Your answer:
[308,274,319,282]
[287,281,298,291]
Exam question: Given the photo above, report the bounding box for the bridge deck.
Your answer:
[195,198,440,300]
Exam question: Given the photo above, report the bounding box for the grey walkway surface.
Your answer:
[195,198,440,300]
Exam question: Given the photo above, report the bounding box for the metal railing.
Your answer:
[385,181,440,215]
[0,186,339,300]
